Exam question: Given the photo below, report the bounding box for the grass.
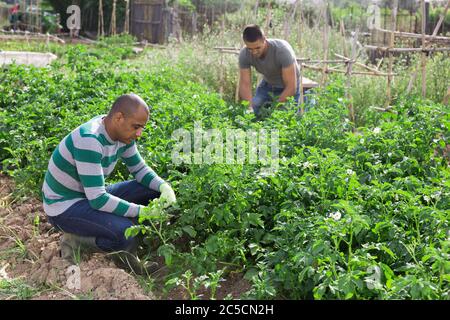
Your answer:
[0,277,40,300]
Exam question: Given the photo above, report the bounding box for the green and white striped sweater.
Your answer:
[42,115,165,218]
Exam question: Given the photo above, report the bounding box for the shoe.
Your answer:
[60,233,100,264]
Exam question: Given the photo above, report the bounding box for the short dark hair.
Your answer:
[109,93,149,118]
[243,24,264,42]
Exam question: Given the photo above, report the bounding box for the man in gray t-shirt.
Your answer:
[239,24,301,116]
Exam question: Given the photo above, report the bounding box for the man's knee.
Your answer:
[100,219,136,251]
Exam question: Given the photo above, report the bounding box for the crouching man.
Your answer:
[42,93,176,275]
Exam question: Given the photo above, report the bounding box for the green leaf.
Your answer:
[182,226,197,238]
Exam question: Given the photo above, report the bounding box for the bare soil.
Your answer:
[0,174,251,300]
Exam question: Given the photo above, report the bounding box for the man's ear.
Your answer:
[113,112,125,123]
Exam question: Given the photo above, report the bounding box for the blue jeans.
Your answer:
[47,180,160,252]
[252,79,301,116]
[252,80,317,115]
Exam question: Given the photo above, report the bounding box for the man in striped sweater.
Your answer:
[43,93,176,274]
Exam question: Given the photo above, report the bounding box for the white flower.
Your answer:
[329,211,342,221]
[373,127,381,134]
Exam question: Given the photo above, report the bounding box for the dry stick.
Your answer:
[340,19,348,57]
[431,0,450,37]
[334,53,381,74]
[421,0,427,98]
[386,0,398,108]
[376,57,383,70]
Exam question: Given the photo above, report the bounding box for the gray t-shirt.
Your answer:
[239,39,300,88]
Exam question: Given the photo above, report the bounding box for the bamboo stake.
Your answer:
[298,0,304,115]
[297,0,303,56]
[364,45,450,53]
[110,0,117,36]
[265,2,272,36]
[421,0,427,98]
[443,86,450,105]
[406,69,418,94]
[235,68,240,104]
[431,0,450,37]
[334,53,381,74]
[386,0,398,107]
[124,0,130,34]
[346,31,358,127]
[302,63,395,76]
[340,19,348,57]
[374,28,450,42]
[219,51,224,96]
[98,0,104,37]
[321,4,329,86]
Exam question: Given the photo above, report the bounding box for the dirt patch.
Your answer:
[0,174,151,300]
[0,174,252,300]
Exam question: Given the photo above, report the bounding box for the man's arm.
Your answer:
[73,138,143,218]
[121,142,165,192]
[239,68,253,111]
[122,142,176,207]
[278,63,297,103]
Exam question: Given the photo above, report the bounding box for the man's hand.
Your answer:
[159,183,176,208]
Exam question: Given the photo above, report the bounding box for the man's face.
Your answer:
[245,38,267,59]
[115,107,149,144]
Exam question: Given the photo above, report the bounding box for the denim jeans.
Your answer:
[252,80,317,116]
[252,79,301,116]
[47,180,160,252]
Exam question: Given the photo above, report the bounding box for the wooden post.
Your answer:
[124,0,130,34]
[297,0,303,55]
[340,20,348,57]
[321,4,330,86]
[346,31,358,128]
[299,62,305,115]
[110,0,117,36]
[421,0,427,98]
[265,2,272,36]
[235,68,240,104]
[98,0,104,37]
[431,0,450,37]
[386,0,398,107]
[36,0,41,32]
[297,0,304,115]
[443,86,450,105]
